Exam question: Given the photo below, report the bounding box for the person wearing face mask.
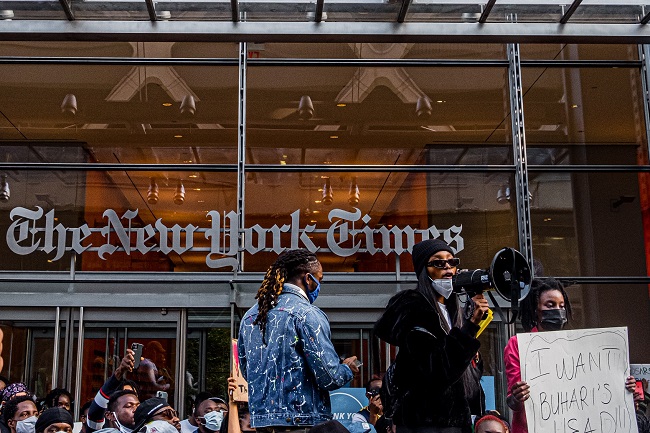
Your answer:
[374,239,490,433]
[238,249,359,432]
[132,398,180,433]
[4,395,38,433]
[503,278,572,433]
[34,408,73,433]
[195,397,227,433]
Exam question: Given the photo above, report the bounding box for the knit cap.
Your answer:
[411,239,455,277]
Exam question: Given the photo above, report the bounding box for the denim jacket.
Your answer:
[238,284,353,428]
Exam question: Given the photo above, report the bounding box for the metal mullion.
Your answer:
[478,0,497,24]
[641,44,650,163]
[0,57,239,66]
[73,307,84,421]
[52,307,61,389]
[642,8,650,25]
[507,43,534,274]
[58,0,75,21]
[145,0,157,21]
[231,0,239,22]
[528,165,650,172]
[236,42,247,272]
[397,0,412,23]
[560,0,583,24]
[314,0,324,22]
[521,60,641,68]
[248,58,508,67]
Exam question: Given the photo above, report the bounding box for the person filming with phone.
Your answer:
[238,249,359,433]
[351,378,383,426]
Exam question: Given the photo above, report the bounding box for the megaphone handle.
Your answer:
[486,290,507,324]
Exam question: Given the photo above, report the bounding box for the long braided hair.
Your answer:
[253,249,320,344]
[519,278,573,332]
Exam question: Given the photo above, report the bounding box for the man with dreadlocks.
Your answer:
[237,249,359,433]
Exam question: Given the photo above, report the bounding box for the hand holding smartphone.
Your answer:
[131,343,144,369]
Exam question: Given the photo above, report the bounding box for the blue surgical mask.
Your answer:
[201,411,224,432]
[16,416,37,433]
[305,274,321,304]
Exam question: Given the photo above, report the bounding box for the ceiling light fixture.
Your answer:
[0,174,9,202]
[415,95,432,119]
[298,95,315,120]
[180,95,196,116]
[61,93,78,116]
[348,176,360,206]
[162,102,173,107]
[174,179,186,205]
[147,177,159,204]
[322,177,333,205]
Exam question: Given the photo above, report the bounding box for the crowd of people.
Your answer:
[0,242,648,433]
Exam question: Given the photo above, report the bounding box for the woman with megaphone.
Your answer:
[374,239,490,433]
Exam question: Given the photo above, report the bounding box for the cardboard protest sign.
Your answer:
[519,327,636,433]
[231,339,248,402]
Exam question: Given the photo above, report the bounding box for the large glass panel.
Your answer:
[0,170,237,272]
[523,67,646,164]
[530,171,648,277]
[0,63,239,164]
[242,171,518,272]
[257,43,506,59]
[247,66,511,164]
[521,44,639,61]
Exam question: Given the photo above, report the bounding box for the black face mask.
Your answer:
[540,309,567,331]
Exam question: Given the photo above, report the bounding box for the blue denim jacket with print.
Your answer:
[238,285,353,428]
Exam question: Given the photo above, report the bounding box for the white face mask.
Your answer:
[146,420,178,433]
[112,412,133,433]
[201,411,224,432]
[429,278,454,300]
[16,416,37,433]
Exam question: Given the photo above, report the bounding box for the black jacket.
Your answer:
[374,289,481,432]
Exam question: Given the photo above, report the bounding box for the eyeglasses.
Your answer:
[426,258,460,269]
[153,409,178,421]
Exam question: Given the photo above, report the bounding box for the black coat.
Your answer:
[374,289,481,432]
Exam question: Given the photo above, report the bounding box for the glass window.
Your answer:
[521,44,639,61]
[530,171,648,277]
[242,171,518,272]
[523,67,646,164]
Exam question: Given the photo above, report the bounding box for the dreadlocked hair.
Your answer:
[253,249,320,344]
[519,277,573,332]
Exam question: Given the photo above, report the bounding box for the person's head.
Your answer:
[79,400,92,433]
[411,239,457,280]
[34,408,73,433]
[2,383,31,405]
[474,413,510,433]
[365,378,382,400]
[120,380,139,396]
[4,395,38,433]
[107,390,140,430]
[254,249,322,341]
[44,389,72,413]
[195,397,227,433]
[144,342,166,365]
[237,406,254,433]
[133,398,180,433]
[520,278,572,332]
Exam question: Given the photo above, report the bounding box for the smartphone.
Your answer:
[131,343,144,369]
[353,359,363,368]
[156,390,168,400]
[636,380,645,400]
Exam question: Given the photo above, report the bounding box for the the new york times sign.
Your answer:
[6,206,464,270]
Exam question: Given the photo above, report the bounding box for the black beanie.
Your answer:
[133,398,168,431]
[411,239,455,277]
[35,408,73,433]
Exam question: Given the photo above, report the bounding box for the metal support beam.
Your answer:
[507,43,534,275]
[58,0,74,21]
[3,21,650,44]
[642,7,650,25]
[560,0,583,24]
[145,0,157,22]
[640,45,650,168]
[478,0,497,24]
[397,0,412,23]
[231,0,239,22]
[236,42,247,272]
[314,0,324,22]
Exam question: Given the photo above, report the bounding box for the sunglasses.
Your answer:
[426,258,460,269]
[154,408,178,420]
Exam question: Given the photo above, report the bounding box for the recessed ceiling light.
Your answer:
[315,200,322,203]
[571,104,579,108]
[312,210,320,214]
[174,135,183,138]
[336,103,346,107]
[198,200,205,203]
[436,100,445,103]
[194,188,201,191]
[330,135,339,139]
[162,102,172,107]
[189,174,198,178]
[280,160,287,165]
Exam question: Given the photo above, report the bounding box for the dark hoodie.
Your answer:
[374,289,481,432]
